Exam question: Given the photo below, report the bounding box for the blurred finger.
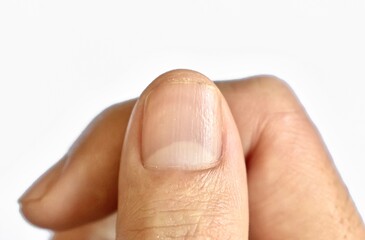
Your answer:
[20,100,135,230]
[51,213,116,240]
[217,77,365,239]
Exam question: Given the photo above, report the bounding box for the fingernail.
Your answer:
[18,159,64,203]
[142,80,222,170]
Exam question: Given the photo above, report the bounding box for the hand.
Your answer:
[19,70,365,239]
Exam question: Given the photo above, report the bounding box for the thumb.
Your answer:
[117,70,248,239]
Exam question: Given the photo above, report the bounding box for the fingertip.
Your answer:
[19,159,65,204]
[142,69,216,93]
[117,69,249,239]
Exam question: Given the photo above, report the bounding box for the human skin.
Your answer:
[19,70,365,239]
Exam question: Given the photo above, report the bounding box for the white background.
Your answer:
[1,0,364,238]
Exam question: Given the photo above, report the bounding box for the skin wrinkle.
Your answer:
[131,179,232,223]
[120,158,240,238]
[128,204,226,234]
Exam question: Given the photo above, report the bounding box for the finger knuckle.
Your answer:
[249,75,295,100]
